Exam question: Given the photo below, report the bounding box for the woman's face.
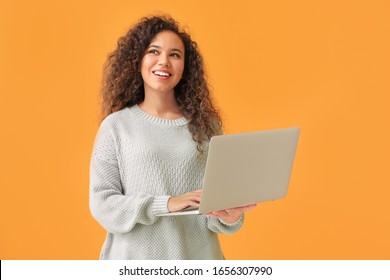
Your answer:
[140,30,185,96]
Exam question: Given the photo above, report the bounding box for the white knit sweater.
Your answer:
[89,105,243,259]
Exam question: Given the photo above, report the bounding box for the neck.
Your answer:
[139,91,183,120]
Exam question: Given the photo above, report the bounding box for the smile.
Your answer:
[153,71,171,77]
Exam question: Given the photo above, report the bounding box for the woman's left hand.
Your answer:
[207,204,257,224]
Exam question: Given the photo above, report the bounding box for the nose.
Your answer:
[158,53,170,67]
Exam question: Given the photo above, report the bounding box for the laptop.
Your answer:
[156,127,300,216]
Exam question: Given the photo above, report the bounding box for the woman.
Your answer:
[90,15,256,259]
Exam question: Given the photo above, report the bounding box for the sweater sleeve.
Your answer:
[206,214,244,235]
[89,122,170,234]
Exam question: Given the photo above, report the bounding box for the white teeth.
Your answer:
[154,71,170,77]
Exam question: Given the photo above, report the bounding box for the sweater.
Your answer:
[89,105,244,259]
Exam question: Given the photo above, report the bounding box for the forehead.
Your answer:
[149,30,184,51]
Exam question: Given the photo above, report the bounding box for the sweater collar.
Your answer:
[129,105,189,127]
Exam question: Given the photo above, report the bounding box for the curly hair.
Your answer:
[100,15,222,151]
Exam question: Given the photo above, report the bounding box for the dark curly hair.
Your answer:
[100,15,222,151]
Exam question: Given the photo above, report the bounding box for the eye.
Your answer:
[170,53,181,58]
[148,49,159,55]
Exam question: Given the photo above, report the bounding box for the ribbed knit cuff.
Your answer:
[151,196,171,215]
[219,214,244,226]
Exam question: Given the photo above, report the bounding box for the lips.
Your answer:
[152,70,172,77]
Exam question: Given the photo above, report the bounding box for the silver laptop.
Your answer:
[156,127,300,216]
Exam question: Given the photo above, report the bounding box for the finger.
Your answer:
[241,204,257,211]
[184,194,201,203]
[182,197,201,206]
[184,190,202,197]
[185,189,202,196]
[169,195,201,212]
[171,201,200,212]
[207,210,229,218]
[188,194,202,203]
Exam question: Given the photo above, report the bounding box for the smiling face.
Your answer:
[140,30,185,96]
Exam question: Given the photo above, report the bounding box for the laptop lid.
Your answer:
[198,127,300,214]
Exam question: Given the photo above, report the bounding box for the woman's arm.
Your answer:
[89,122,170,234]
[206,204,257,235]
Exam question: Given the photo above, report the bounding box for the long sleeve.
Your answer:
[89,123,170,234]
[206,215,244,235]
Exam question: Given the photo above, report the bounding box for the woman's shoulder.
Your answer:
[95,107,133,138]
[100,107,131,127]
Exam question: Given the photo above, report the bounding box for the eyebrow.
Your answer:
[148,45,183,54]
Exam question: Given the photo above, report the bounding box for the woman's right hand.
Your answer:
[167,189,202,212]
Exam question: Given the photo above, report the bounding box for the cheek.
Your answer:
[140,59,151,76]
[141,56,154,69]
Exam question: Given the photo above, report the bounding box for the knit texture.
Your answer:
[90,105,243,260]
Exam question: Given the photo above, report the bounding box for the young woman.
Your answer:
[90,15,256,260]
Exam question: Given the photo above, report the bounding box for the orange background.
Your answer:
[1,0,389,259]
